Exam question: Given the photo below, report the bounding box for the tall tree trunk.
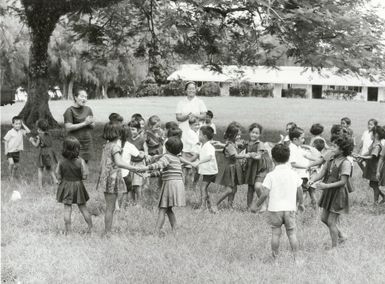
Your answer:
[62,80,68,99]
[101,83,108,99]
[19,5,61,128]
[67,76,74,100]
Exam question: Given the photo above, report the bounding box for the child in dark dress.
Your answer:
[29,119,58,189]
[56,137,92,234]
[309,134,354,248]
[244,123,273,210]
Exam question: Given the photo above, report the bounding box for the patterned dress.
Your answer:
[215,141,243,187]
[99,142,126,193]
[244,140,273,185]
[37,132,57,170]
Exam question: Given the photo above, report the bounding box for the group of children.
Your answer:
[3,111,385,259]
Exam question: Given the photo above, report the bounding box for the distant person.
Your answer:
[255,144,304,261]
[56,137,92,235]
[29,119,58,189]
[377,126,385,189]
[358,119,377,155]
[309,135,354,249]
[176,81,207,133]
[309,123,327,147]
[340,117,355,144]
[145,115,164,156]
[3,116,31,181]
[203,110,216,135]
[279,122,297,145]
[63,89,95,163]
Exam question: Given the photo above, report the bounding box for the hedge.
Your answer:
[229,81,273,97]
[323,89,357,100]
[197,82,221,97]
[282,88,307,98]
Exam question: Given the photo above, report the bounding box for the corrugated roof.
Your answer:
[167,64,385,87]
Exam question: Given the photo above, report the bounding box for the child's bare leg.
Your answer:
[286,228,299,259]
[216,186,233,207]
[199,181,209,208]
[8,158,15,181]
[185,168,193,190]
[78,204,93,232]
[136,186,143,205]
[370,181,383,203]
[308,187,317,208]
[64,204,72,234]
[48,169,58,184]
[104,193,117,234]
[227,186,237,208]
[271,227,282,258]
[247,185,254,208]
[321,209,329,226]
[38,168,44,189]
[166,207,177,230]
[327,212,339,247]
[155,208,167,234]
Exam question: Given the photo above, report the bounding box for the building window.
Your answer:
[219,82,224,88]
[329,85,335,90]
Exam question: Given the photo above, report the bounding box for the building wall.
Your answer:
[378,87,385,102]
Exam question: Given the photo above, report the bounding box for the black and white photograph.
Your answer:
[1,0,385,282]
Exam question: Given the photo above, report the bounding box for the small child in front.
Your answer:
[3,116,31,180]
[255,144,304,260]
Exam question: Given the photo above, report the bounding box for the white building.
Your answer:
[167,65,385,102]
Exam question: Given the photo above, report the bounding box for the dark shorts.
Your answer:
[7,152,20,163]
[123,175,133,192]
[39,154,53,170]
[267,211,296,230]
[202,174,217,183]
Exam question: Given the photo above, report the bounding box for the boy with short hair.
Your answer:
[3,116,31,180]
[204,110,216,135]
[256,144,304,260]
[288,127,316,207]
[194,126,218,210]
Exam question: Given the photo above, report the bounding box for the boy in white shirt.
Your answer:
[194,126,218,210]
[3,116,31,180]
[181,117,200,190]
[288,127,316,208]
[256,144,304,261]
[204,110,216,135]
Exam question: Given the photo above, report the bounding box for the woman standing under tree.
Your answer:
[63,89,95,163]
[175,81,207,133]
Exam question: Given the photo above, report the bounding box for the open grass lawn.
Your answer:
[1,97,385,283]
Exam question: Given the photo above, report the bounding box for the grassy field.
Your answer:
[1,97,385,283]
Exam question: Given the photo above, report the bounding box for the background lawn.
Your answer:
[1,97,385,283]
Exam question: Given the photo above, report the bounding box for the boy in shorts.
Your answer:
[3,116,31,180]
[255,144,304,261]
[194,126,218,211]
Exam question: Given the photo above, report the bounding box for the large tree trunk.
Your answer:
[19,5,61,128]
[67,76,74,100]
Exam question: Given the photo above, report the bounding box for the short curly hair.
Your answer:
[310,123,324,136]
[333,134,354,156]
[374,125,385,140]
[62,136,80,159]
[165,136,183,155]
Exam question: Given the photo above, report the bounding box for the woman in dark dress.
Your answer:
[63,89,95,162]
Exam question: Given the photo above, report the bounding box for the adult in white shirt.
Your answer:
[176,81,207,133]
[359,119,377,155]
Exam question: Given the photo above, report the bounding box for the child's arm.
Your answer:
[80,158,89,180]
[308,163,328,185]
[29,136,40,147]
[290,161,309,169]
[113,152,139,171]
[3,139,8,155]
[55,163,62,182]
[316,175,349,190]
[21,121,31,134]
[376,155,384,181]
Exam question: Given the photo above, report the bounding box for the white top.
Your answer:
[176,96,207,132]
[289,143,309,178]
[203,122,216,134]
[198,141,218,175]
[118,139,140,177]
[181,128,200,154]
[262,164,302,212]
[3,128,27,154]
[360,130,373,155]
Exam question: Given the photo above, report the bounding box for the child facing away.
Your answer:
[255,144,304,260]
[99,122,139,235]
[213,123,250,211]
[181,117,201,190]
[145,115,164,156]
[308,134,354,248]
[358,118,377,155]
[309,123,327,148]
[204,110,216,135]
[56,136,92,234]
[244,123,273,211]
[135,137,186,236]
[3,116,31,180]
[127,120,148,205]
[288,127,316,208]
[29,119,58,189]
[193,126,218,210]
[355,126,385,204]
[376,125,385,189]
